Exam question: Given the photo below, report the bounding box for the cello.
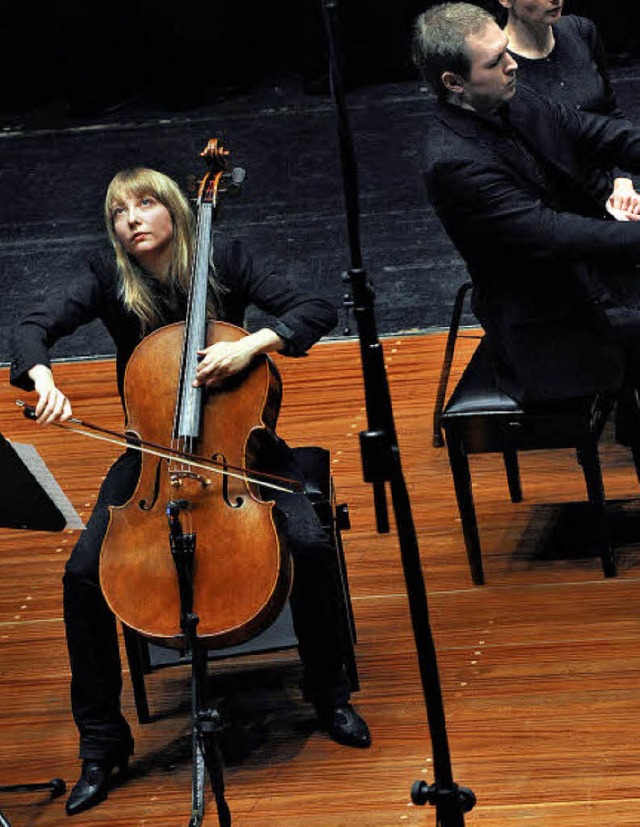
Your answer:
[98,139,293,648]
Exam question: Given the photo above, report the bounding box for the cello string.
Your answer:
[173,174,211,540]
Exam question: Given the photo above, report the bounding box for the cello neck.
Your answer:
[175,199,213,441]
[175,138,231,443]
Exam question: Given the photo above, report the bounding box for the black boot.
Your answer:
[65,757,128,816]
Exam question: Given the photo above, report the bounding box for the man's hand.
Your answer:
[28,365,72,425]
[606,177,640,222]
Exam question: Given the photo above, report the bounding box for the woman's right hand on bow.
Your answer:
[28,364,73,425]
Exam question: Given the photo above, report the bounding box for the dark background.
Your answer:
[1,0,639,363]
[2,1,638,118]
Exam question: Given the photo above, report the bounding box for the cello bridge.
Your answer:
[170,471,211,488]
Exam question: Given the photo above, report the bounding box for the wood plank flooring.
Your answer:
[2,329,640,826]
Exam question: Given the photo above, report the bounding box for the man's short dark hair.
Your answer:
[412,2,496,98]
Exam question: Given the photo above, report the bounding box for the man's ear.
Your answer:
[441,71,465,95]
[497,0,512,8]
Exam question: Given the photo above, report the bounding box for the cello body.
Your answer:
[99,319,292,648]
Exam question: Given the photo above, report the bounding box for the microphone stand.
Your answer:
[320,3,476,823]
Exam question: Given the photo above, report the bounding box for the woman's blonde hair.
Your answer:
[104,167,197,329]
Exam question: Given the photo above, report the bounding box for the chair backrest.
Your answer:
[432,281,482,447]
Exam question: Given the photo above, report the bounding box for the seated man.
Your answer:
[412,2,640,434]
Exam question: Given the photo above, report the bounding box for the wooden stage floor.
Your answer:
[2,329,640,826]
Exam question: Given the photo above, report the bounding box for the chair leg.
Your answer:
[330,494,359,692]
[307,466,360,692]
[502,449,522,503]
[334,540,360,693]
[121,624,152,724]
[446,437,485,585]
[576,443,617,578]
[332,505,357,641]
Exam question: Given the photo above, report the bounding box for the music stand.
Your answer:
[0,432,85,824]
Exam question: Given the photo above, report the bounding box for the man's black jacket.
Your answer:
[423,86,640,402]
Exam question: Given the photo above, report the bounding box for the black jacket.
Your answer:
[422,87,640,402]
[10,235,337,403]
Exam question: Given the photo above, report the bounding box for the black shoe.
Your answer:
[316,703,371,748]
[65,757,128,816]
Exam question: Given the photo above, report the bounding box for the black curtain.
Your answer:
[1,1,638,120]
[564,0,640,57]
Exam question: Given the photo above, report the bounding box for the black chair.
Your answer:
[121,446,358,724]
[434,282,620,585]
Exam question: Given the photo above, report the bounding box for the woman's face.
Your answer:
[111,192,174,272]
[507,0,563,28]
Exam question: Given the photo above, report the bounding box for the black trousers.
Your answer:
[63,439,351,761]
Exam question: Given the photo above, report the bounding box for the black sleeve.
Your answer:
[559,104,640,208]
[213,237,338,356]
[427,153,640,268]
[10,269,105,391]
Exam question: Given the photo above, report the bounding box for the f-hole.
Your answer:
[212,452,243,508]
[139,459,163,511]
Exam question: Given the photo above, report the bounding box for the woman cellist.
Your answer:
[10,166,370,816]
